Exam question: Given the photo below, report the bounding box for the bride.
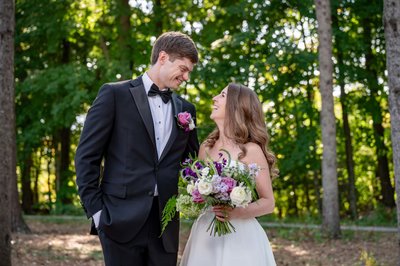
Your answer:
[180,83,277,266]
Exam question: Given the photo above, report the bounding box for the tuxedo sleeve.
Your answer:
[75,84,115,218]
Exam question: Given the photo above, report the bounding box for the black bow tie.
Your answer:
[148,84,172,103]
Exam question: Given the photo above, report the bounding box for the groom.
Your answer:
[75,31,199,266]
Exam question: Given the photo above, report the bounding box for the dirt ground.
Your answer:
[11,217,399,266]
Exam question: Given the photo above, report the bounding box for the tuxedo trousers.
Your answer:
[98,197,177,266]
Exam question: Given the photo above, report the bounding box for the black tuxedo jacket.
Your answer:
[74,76,199,252]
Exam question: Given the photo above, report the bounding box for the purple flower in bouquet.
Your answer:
[248,163,260,177]
[215,192,230,201]
[221,177,236,193]
[182,167,197,181]
[183,158,193,165]
[210,176,236,201]
[213,161,224,175]
[195,161,204,170]
[191,188,204,203]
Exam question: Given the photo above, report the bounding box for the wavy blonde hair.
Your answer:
[205,83,278,178]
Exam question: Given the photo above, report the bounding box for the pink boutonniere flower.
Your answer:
[177,111,195,132]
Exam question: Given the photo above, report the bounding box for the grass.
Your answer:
[14,213,398,266]
[32,200,398,227]
[257,206,397,227]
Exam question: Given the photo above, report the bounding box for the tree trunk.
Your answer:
[11,175,31,233]
[290,178,299,216]
[0,0,14,263]
[339,79,358,218]
[332,9,358,219]
[98,4,110,61]
[363,19,396,208]
[301,15,322,216]
[154,0,163,36]
[307,80,323,215]
[47,149,54,212]
[21,153,34,214]
[304,174,311,211]
[337,52,358,218]
[52,39,74,208]
[60,127,72,205]
[54,127,73,207]
[313,170,322,214]
[315,0,341,238]
[33,152,40,206]
[116,0,133,78]
[383,0,400,244]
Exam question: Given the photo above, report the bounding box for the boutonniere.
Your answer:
[176,111,195,132]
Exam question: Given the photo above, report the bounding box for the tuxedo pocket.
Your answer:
[101,183,127,199]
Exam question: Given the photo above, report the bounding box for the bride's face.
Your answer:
[210,87,228,121]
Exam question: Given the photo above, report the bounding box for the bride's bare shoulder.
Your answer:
[243,142,267,164]
[199,142,213,160]
[244,142,263,153]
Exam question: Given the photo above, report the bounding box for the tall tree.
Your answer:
[315,0,340,237]
[383,0,400,244]
[0,0,15,263]
[332,1,357,219]
[361,7,395,207]
[115,0,134,78]
[54,36,73,206]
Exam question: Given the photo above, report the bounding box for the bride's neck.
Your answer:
[215,134,236,149]
[214,124,238,150]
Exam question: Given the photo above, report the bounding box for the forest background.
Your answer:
[10,0,397,237]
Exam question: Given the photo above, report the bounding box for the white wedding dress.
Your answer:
[179,161,276,266]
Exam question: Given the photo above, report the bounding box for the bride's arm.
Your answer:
[214,142,275,221]
[198,143,207,160]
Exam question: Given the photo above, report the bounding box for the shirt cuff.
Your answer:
[92,210,102,228]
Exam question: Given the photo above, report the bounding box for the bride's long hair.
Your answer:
[204,83,278,178]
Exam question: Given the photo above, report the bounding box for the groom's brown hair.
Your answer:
[151,31,198,65]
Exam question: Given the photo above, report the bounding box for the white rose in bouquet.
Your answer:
[230,186,252,207]
[197,179,213,195]
[186,181,195,194]
[201,167,210,177]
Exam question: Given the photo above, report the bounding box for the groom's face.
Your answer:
[158,52,194,90]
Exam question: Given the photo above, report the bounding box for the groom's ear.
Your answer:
[158,51,169,65]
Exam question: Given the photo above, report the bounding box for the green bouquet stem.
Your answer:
[206,216,236,237]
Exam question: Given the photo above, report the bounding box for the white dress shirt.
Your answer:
[142,72,173,159]
[142,72,173,197]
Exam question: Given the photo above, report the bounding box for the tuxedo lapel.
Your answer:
[129,78,156,149]
[159,93,182,162]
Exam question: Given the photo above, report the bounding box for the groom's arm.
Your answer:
[75,84,115,218]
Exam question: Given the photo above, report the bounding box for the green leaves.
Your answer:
[14,0,393,218]
[160,196,177,235]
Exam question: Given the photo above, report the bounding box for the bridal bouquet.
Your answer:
[161,151,260,237]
